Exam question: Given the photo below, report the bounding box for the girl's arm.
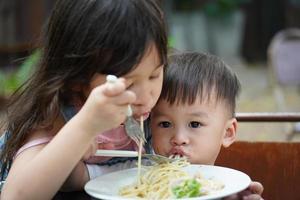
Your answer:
[1,79,135,199]
[60,140,98,192]
[1,115,96,199]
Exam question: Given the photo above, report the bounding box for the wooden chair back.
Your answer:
[215,141,300,200]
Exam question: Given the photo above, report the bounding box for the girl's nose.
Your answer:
[133,93,151,107]
[170,130,189,146]
[132,82,153,107]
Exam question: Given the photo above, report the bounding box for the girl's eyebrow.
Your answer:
[152,64,164,71]
[125,63,164,79]
[153,63,164,72]
[148,63,164,71]
[156,62,165,69]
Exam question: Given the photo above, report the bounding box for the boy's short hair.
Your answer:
[160,52,241,117]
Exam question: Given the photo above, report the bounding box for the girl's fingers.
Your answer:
[102,79,126,96]
[93,78,136,105]
[111,91,136,105]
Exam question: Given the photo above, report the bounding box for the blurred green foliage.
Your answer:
[0,50,40,96]
[203,0,249,18]
[173,0,249,18]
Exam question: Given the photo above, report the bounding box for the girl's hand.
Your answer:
[77,78,136,137]
[223,181,264,200]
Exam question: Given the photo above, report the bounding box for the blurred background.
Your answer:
[0,0,299,141]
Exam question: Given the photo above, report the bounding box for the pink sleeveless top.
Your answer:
[14,136,53,159]
[85,125,139,163]
[14,102,142,163]
[14,125,140,163]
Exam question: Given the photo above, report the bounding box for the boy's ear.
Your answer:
[222,118,237,148]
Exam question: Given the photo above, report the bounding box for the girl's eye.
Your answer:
[189,121,201,128]
[150,67,163,80]
[149,73,160,80]
[126,82,134,89]
[158,121,171,128]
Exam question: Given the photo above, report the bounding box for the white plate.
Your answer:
[84,164,251,200]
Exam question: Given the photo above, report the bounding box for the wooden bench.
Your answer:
[215,141,300,200]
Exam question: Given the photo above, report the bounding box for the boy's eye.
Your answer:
[189,121,201,128]
[158,121,172,128]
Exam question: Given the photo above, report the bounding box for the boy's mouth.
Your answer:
[169,148,187,158]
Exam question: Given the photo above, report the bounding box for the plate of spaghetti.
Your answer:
[84,160,251,200]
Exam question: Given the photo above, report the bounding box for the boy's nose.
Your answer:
[170,130,189,146]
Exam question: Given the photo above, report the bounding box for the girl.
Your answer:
[0,0,167,199]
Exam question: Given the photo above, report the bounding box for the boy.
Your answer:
[150,52,263,199]
[65,51,263,199]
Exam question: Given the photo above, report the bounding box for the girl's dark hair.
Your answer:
[160,52,241,117]
[1,0,167,169]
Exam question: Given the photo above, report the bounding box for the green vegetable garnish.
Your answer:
[172,179,201,198]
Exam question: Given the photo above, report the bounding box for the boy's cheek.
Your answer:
[152,140,168,156]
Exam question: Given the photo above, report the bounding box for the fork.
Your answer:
[95,149,185,164]
[142,154,186,164]
[106,75,146,145]
[124,105,146,144]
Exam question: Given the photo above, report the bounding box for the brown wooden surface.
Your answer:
[215,141,300,200]
[236,112,300,122]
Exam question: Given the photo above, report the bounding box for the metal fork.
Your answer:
[142,154,186,164]
[95,149,185,164]
[106,75,146,145]
[124,105,146,144]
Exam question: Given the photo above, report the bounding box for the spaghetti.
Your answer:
[137,116,144,185]
[119,159,224,199]
[119,159,189,199]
